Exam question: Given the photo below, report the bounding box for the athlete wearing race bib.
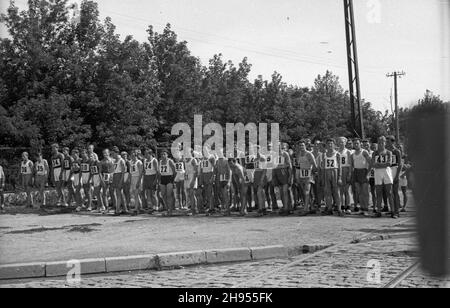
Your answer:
[272,143,293,214]
[173,157,186,209]
[51,144,66,206]
[322,139,343,216]
[100,149,114,213]
[159,150,176,216]
[184,151,199,215]
[34,153,49,208]
[215,154,232,216]
[129,150,143,214]
[350,139,372,215]
[142,149,158,212]
[295,141,317,214]
[337,137,352,213]
[111,146,128,215]
[372,136,396,218]
[199,148,216,214]
[386,136,403,217]
[20,152,34,208]
[77,149,93,211]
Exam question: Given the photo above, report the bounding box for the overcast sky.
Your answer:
[2,0,449,111]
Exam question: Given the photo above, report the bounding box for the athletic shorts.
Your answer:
[53,168,62,182]
[400,177,408,188]
[160,175,174,186]
[341,167,351,185]
[374,168,393,186]
[272,168,289,186]
[35,175,47,188]
[63,170,72,182]
[72,173,81,187]
[265,169,273,182]
[174,172,185,183]
[353,168,368,185]
[130,176,141,192]
[369,178,375,187]
[124,173,130,184]
[81,173,90,186]
[323,169,338,192]
[253,170,267,187]
[112,173,123,189]
[391,166,399,179]
[199,172,214,186]
[143,174,157,190]
[184,173,197,189]
[92,174,101,187]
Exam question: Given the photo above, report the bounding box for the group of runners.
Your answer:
[3,135,411,218]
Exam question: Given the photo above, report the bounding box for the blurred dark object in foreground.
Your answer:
[407,102,449,277]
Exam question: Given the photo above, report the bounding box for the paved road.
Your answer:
[0,208,416,264]
[1,235,447,288]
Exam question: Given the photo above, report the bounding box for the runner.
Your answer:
[254,147,267,216]
[142,149,158,212]
[244,145,257,212]
[322,139,343,216]
[312,140,324,209]
[71,149,82,209]
[368,142,378,212]
[129,150,143,214]
[90,152,104,212]
[87,144,99,161]
[337,137,352,213]
[350,139,372,216]
[215,153,232,216]
[19,152,34,208]
[184,149,199,215]
[295,140,317,215]
[229,158,247,215]
[399,155,411,212]
[200,146,216,214]
[173,154,186,210]
[62,147,75,207]
[386,135,403,216]
[78,149,93,212]
[34,152,49,209]
[290,145,300,208]
[0,163,4,211]
[159,150,176,216]
[50,144,66,206]
[111,147,127,215]
[121,151,131,211]
[100,149,114,214]
[264,143,277,211]
[372,136,396,218]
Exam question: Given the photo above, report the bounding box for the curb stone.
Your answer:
[0,233,405,280]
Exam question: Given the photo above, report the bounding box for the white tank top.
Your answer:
[35,161,47,176]
[21,161,33,175]
[353,150,369,169]
[144,158,157,175]
[130,161,141,176]
[324,152,338,170]
[160,160,174,176]
[201,158,213,173]
[339,149,351,167]
[113,158,124,174]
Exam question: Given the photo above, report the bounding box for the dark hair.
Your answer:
[353,138,361,143]
[111,146,120,153]
[326,138,335,143]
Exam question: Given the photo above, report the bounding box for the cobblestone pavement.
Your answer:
[1,235,447,288]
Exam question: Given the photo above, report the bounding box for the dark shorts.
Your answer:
[160,175,174,186]
[112,173,123,189]
[253,170,267,187]
[199,172,214,187]
[272,168,289,186]
[35,175,47,188]
[354,169,368,184]
[369,178,375,187]
[143,174,157,190]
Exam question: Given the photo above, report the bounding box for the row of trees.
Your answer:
[0,0,447,153]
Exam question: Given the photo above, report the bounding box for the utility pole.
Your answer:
[386,71,406,143]
[343,0,365,138]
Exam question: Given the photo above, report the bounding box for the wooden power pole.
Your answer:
[386,71,406,142]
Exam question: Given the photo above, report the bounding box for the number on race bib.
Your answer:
[21,167,27,173]
[37,165,44,172]
[278,156,284,164]
[91,166,98,174]
[52,159,60,167]
[392,155,397,164]
[145,162,152,170]
[161,165,167,173]
[202,161,209,168]
[342,157,346,165]
[326,159,335,168]
[132,165,137,173]
[245,175,250,183]
[219,174,228,182]
[301,169,310,177]
[64,160,70,169]
[81,164,89,172]
[175,163,183,171]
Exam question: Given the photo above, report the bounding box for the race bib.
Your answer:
[292,158,299,168]
[326,159,335,169]
[201,160,209,168]
[102,173,111,182]
[160,165,168,173]
[131,164,137,173]
[341,156,347,165]
[244,175,250,183]
[21,166,28,173]
[175,163,184,171]
[219,174,229,182]
[391,155,398,165]
[300,169,311,178]
[245,156,255,164]
[52,159,61,168]
[376,155,388,164]
[37,165,44,173]
[64,160,70,169]
[278,156,285,165]
[145,162,153,170]
[91,165,99,174]
[81,163,89,172]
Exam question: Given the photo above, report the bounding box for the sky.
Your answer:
[1,0,449,112]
